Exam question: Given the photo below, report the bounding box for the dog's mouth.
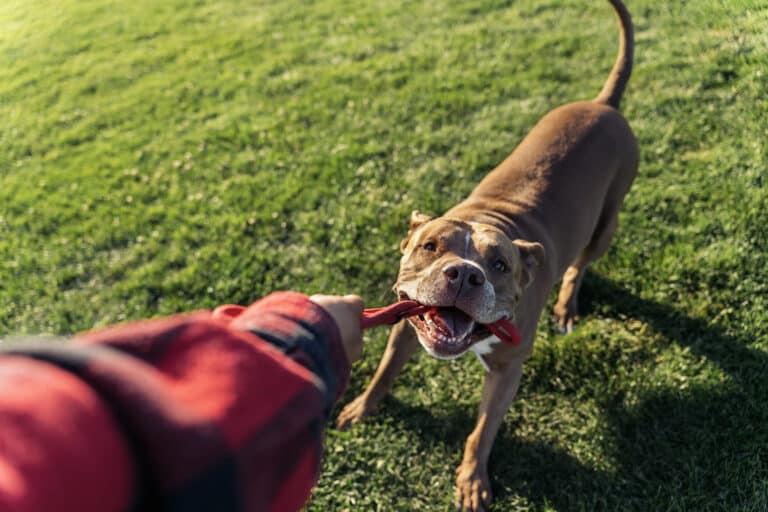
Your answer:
[408,307,476,357]
[397,289,497,357]
[405,304,494,358]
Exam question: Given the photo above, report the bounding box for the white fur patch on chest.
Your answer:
[470,335,501,371]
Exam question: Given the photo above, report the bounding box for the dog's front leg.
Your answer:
[336,320,419,429]
[456,360,524,511]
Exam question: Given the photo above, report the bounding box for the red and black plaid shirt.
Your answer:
[0,292,350,512]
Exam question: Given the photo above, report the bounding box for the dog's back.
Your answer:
[447,0,638,276]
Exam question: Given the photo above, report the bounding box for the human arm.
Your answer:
[0,291,361,512]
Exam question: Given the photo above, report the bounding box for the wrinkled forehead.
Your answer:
[412,218,472,244]
[470,225,514,251]
[414,219,516,256]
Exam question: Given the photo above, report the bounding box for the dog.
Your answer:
[337,1,637,510]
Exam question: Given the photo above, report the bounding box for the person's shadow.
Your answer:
[369,271,767,510]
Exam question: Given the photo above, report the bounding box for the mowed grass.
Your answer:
[1,0,767,510]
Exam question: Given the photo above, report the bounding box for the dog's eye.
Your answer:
[493,259,508,272]
[423,241,437,252]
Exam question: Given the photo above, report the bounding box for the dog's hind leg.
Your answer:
[336,320,419,429]
[553,208,619,333]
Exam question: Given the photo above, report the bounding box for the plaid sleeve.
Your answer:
[0,356,136,512]
[0,292,351,512]
[219,291,351,411]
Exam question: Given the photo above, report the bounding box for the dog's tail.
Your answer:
[594,0,634,110]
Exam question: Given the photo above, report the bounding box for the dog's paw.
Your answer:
[553,302,579,334]
[335,393,376,430]
[455,461,492,511]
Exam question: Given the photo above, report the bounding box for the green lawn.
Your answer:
[1,0,766,510]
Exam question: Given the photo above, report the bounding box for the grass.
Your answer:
[1,0,767,509]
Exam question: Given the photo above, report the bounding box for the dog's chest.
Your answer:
[470,335,501,371]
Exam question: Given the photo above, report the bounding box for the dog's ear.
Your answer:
[400,210,433,253]
[408,210,432,231]
[513,240,545,288]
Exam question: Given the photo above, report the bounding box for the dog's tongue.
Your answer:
[426,307,475,339]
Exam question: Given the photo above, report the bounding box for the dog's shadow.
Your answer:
[373,271,768,510]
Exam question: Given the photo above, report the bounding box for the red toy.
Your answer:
[361,300,521,345]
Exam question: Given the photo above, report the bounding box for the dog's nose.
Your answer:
[468,269,485,286]
[443,263,485,287]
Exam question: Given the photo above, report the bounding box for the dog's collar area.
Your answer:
[361,300,522,345]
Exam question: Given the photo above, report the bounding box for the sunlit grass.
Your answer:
[1,0,766,509]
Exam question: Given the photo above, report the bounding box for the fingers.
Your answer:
[310,294,365,363]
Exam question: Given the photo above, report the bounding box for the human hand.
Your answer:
[309,294,364,363]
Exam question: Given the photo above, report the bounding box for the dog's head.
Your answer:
[396,210,544,359]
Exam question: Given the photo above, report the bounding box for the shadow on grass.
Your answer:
[375,272,767,510]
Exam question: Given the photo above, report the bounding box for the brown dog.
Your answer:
[337,1,637,509]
